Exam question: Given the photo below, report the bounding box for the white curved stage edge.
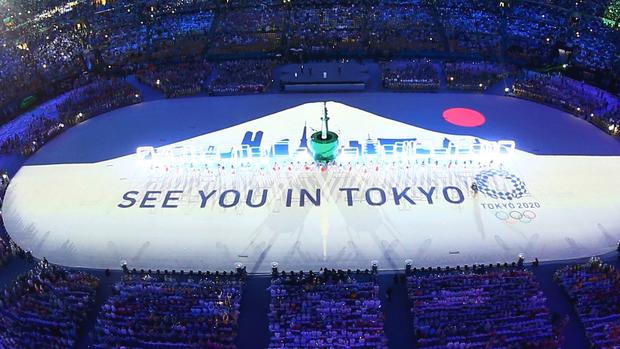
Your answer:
[4,99,620,272]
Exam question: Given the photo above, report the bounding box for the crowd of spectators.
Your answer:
[567,15,620,73]
[0,261,99,348]
[369,1,444,54]
[504,2,568,65]
[382,59,440,91]
[512,72,620,122]
[0,218,12,266]
[210,6,284,54]
[555,259,620,348]
[1,0,619,110]
[137,60,213,98]
[95,272,244,348]
[208,60,276,95]
[0,115,62,155]
[407,268,561,348]
[268,269,387,348]
[445,61,514,90]
[0,77,141,155]
[437,0,503,57]
[56,78,142,125]
[0,237,11,267]
[287,4,369,54]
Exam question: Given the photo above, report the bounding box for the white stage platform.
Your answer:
[3,98,620,272]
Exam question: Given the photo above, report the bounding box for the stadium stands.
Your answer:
[1,0,620,347]
[0,0,618,118]
[444,61,514,91]
[268,269,388,348]
[512,73,620,123]
[555,259,620,348]
[407,268,560,348]
[94,272,244,348]
[0,237,11,267]
[208,60,276,95]
[0,262,99,348]
[381,59,440,91]
[56,78,142,125]
[136,60,213,98]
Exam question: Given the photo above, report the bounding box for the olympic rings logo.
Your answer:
[495,210,537,223]
[475,169,527,200]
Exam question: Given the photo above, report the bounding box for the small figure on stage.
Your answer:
[471,182,479,196]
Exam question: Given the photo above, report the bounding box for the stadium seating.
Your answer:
[1,0,619,122]
[0,237,11,267]
[555,259,620,348]
[407,268,560,348]
[136,60,213,98]
[512,73,620,121]
[1,0,620,346]
[381,59,440,91]
[208,60,276,95]
[0,262,99,349]
[94,272,244,348]
[268,269,388,348]
[444,61,514,90]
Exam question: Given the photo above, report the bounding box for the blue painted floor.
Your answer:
[20,92,620,168]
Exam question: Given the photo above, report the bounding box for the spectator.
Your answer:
[555,259,620,348]
[268,269,388,348]
[95,272,244,348]
[0,262,99,349]
[407,268,561,348]
[382,59,440,91]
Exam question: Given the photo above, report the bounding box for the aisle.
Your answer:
[377,273,417,349]
[236,275,271,349]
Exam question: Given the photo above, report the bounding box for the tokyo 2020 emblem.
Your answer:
[475,169,527,200]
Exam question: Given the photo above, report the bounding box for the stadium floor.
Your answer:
[3,92,620,272]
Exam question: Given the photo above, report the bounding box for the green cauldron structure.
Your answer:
[310,102,339,162]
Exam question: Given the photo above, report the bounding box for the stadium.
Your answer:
[0,0,620,348]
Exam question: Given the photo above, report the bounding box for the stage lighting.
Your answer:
[504,87,510,93]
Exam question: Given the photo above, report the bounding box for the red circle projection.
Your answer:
[443,108,486,127]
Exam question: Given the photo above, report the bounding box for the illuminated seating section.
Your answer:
[444,61,513,91]
[381,59,440,91]
[0,262,99,349]
[268,270,388,348]
[2,262,620,346]
[407,269,559,348]
[555,261,620,348]
[513,73,620,121]
[57,78,142,126]
[94,273,244,348]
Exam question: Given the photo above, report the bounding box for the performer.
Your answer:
[471,182,479,196]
